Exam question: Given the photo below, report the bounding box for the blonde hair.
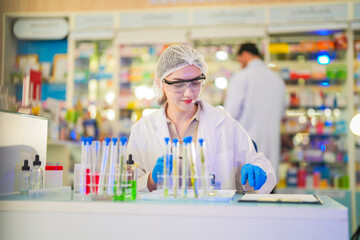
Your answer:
[157,92,167,105]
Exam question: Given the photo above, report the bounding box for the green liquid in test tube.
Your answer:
[114,137,127,201]
[199,138,208,196]
[182,138,189,198]
[163,137,170,198]
[172,138,179,198]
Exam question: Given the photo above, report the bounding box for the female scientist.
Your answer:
[126,44,276,193]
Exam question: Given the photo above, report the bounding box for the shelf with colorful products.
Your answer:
[270,34,348,90]
[282,106,348,136]
[270,31,350,191]
[278,162,349,190]
[286,78,345,86]
[0,16,107,144]
[279,109,349,190]
[117,44,166,136]
[7,40,69,112]
[355,139,360,189]
[353,30,360,190]
[73,40,116,139]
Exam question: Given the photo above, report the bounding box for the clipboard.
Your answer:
[238,194,323,205]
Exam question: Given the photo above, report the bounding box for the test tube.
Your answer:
[80,137,87,194]
[182,138,188,198]
[188,137,199,198]
[199,139,208,196]
[172,138,179,198]
[86,137,93,195]
[117,137,127,197]
[98,138,111,196]
[92,140,101,194]
[107,138,118,196]
[163,137,170,198]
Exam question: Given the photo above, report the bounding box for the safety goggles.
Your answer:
[162,74,206,94]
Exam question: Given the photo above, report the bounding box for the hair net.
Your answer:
[154,44,208,93]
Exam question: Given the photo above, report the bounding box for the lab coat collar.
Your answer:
[148,107,171,149]
[247,58,265,69]
[197,100,225,128]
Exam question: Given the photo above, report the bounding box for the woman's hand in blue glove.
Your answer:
[151,156,164,184]
[151,155,172,184]
[241,164,267,191]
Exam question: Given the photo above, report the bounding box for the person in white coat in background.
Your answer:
[127,44,276,193]
[224,43,286,180]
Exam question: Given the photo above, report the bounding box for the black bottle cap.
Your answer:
[33,154,41,166]
[126,154,134,165]
[22,160,30,171]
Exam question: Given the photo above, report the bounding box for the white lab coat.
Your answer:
[126,100,276,193]
[224,59,286,178]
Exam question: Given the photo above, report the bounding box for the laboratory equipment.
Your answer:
[115,137,127,198]
[149,137,226,200]
[187,137,199,198]
[90,140,101,194]
[98,138,111,196]
[81,137,93,194]
[86,137,93,194]
[107,138,118,196]
[82,137,93,194]
[149,137,233,200]
[199,138,208,196]
[124,154,138,200]
[80,137,87,194]
[20,159,30,195]
[0,111,47,195]
[172,138,179,198]
[182,138,189,198]
[163,137,170,197]
[30,155,43,190]
[45,165,63,188]
[73,163,82,193]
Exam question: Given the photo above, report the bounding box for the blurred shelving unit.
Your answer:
[265,3,357,229]
[1,16,69,111]
[269,28,350,190]
[352,23,360,226]
[353,25,360,191]
[67,14,118,140]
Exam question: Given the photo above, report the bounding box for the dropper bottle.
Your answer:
[20,160,30,195]
[30,154,43,190]
[125,154,138,200]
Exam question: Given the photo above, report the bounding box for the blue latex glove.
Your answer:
[151,155,173,184]
[241,164,267,191]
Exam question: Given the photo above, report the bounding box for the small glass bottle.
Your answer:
[30,155,43,190]
[20,160,30,195]
[125,154,138,200]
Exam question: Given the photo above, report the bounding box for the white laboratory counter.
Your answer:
[0,194,348,240]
